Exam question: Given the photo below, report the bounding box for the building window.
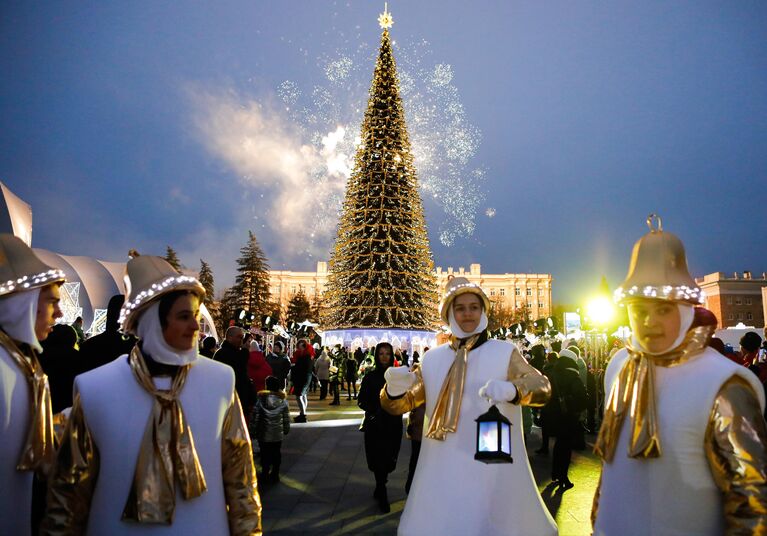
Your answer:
[538,302,544,308]
[526,302,532,308]
[727,296,733,305]
[735,297,742,305]
[515,288,520,296]
[538,288,544,296]
[747,312,753,321]
[291,286,296,294]
[490,288,496,296]
[499,288,505,296]
[728,313,734,320]
[745,297,752,305]
[526,288,532,296]
[737,313,743,320]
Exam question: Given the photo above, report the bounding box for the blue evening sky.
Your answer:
[1,1,765,304]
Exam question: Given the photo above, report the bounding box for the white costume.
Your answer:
[381,276,556,536]
[594,347,765,536]
[592,215,767,535]
[0,235,66,536]
[400,340,557,536]
[41,255,261,535]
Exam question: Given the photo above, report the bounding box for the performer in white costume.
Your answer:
[0,234,66,536]
[381,276,557,536]
[41,255,262,535]
[592,215,767,535]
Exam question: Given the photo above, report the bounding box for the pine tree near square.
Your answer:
[232,231,271,318]
[322,26,438,330]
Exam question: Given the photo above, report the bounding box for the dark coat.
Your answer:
[344,355,358,381]
[357,356,402,475]
[266,352,291,388]
[291,352,313,394]
[38,325,86,413]
[78,294,136,373]
[548,356,587,437]
[214,341,252,409]
[252,390,290,443]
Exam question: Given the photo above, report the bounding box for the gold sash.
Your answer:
[0,330,55,474]
[425,333,481,441]
[594,325,714,462]
[123,347,207,523]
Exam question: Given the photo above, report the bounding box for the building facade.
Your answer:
[696,271,767,328]
[268,261,553,322]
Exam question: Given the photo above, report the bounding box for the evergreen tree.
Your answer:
[217,286,238,334]
[198,259,220,326]
[286,289,312,324]
[232,231,271,318]
[323,14,438,330]
[164,246,182,272]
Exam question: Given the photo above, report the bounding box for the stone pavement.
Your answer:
[258,389,600,535]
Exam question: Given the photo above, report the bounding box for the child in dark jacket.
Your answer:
[252,376,291,482]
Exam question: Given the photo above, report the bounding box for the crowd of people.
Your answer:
[2,216,767,535]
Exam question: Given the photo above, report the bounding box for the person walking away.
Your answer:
[345,351,359,399]
[314,347,332,400]
[78,294,137,372]
[252,376,290,483]
[549,352,587,489]
[0,235,66,536]
[357,342,403,513]
[266,341,291,390]
[291,339,313,422]
[41,254,261,534]
[536,351,559,455]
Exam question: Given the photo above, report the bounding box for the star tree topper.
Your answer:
[378,3,394,29]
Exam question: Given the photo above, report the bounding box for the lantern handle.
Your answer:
[646,213,662,233]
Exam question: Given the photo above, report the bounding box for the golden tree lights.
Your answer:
[322,14,438,331]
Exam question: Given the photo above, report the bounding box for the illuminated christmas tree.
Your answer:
[323,6,438,330]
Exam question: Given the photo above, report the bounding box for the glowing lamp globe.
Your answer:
[475,405,513,464]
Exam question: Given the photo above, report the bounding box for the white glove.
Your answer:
[384,366,417,397]
[479,379,518,404]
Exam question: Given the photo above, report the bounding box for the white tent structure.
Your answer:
[0,181,217,340]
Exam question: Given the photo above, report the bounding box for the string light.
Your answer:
[0,269,66,295]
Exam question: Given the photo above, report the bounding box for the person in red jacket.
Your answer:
[248,341,273,395]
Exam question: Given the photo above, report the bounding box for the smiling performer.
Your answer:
[381,277,556,536]
[592,215,767,536]
[41,255,261,535]
[0,235,66,536]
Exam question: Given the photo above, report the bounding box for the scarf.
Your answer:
[594,323,714,462]
[122,346,207,523]
[0,329,55,474]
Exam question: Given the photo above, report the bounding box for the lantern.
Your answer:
[474,404,513,464]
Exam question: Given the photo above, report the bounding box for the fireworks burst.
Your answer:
[278,36,486,249]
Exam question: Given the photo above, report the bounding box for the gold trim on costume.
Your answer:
[506,346,551,407]
[380,365,426,415]
[594,325,714,462]
[424,334,481,440]
[221,393,263,536]
[705,376,767,534]
[0,330,56,475]
[40,392,100,535]
[122,346,207,523]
